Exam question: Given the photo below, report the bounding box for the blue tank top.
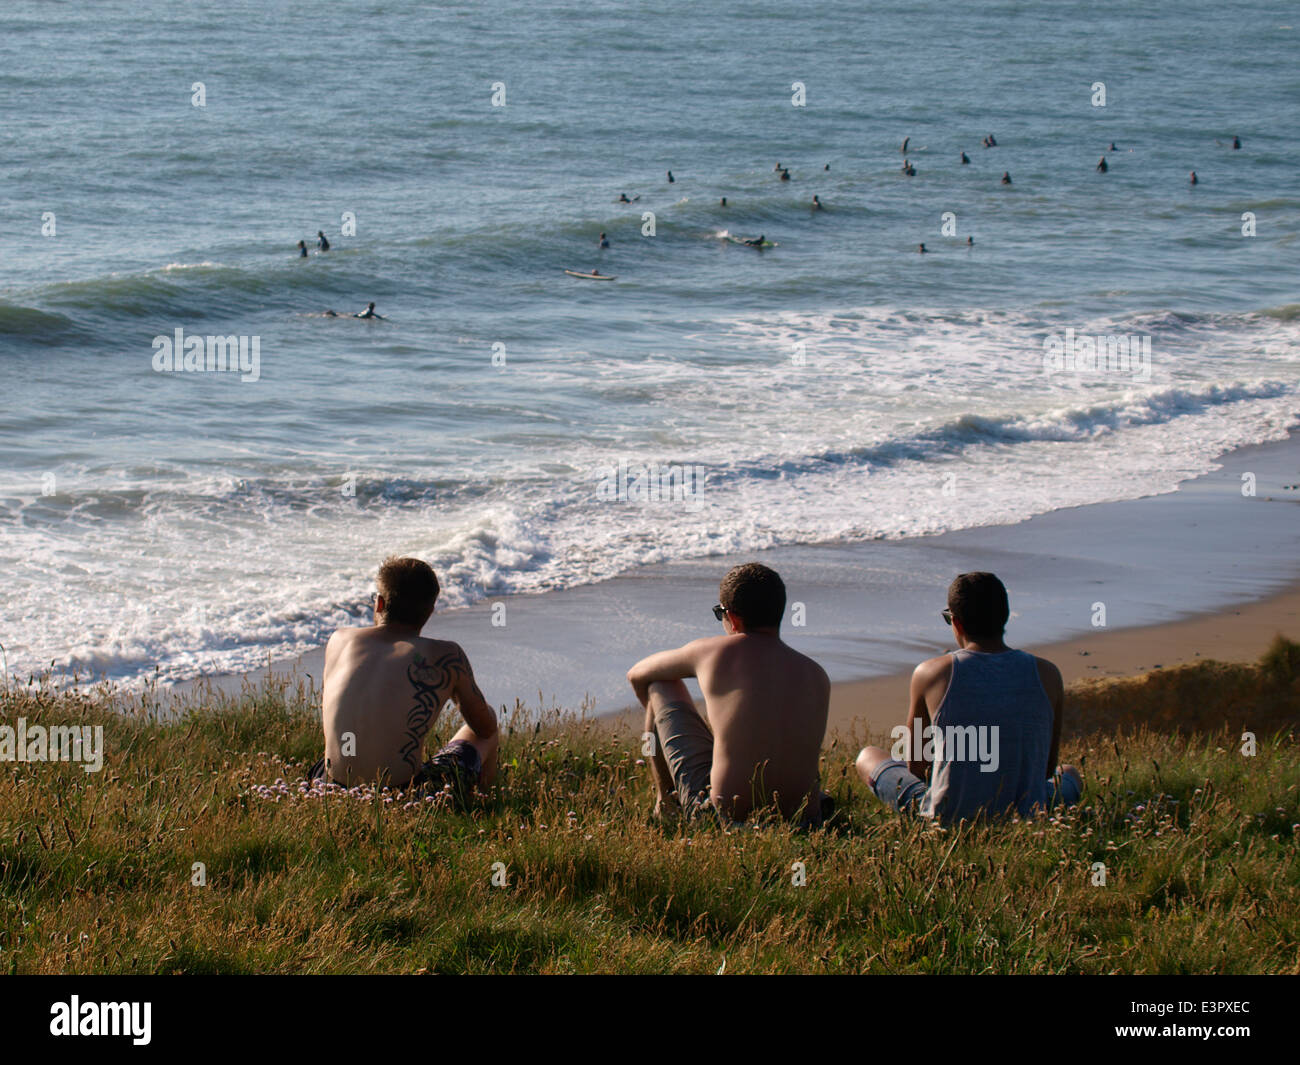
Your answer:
[920,648,1054,823]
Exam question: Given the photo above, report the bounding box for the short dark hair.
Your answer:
[719,563,786,629]
[376,556,439,626]
[947,572,1009,639]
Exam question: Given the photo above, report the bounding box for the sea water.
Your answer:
[1,0,1297,684]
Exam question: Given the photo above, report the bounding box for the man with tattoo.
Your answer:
[310,557,498,801]
[627,563,832,828]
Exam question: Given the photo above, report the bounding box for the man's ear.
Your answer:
[374,594,386,617]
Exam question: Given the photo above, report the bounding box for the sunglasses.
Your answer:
[941,608,953,625]
[712,604,727,621]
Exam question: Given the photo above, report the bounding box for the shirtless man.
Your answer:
[627,563,830,827]
[855,572,1081,823]
[310,556,498,801]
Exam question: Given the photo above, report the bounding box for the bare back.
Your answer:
[695,634,830,821]
[322,626,487,787]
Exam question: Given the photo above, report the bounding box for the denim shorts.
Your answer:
[869,759,928,814]
[869,759,1082,817]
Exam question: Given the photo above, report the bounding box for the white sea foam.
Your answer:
[4,305,1295,689]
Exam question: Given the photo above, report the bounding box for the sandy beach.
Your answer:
[826,579,1300,741]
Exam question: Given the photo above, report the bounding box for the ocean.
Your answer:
[2,0,1298,686]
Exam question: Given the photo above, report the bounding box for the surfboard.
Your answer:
[725,236,777,248]
[565,270,616,280]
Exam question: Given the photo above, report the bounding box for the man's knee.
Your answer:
[1053,764,1083,806]
[647,678,693,709]
[856,745,887,785]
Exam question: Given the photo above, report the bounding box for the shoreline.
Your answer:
[182,428,1300,718]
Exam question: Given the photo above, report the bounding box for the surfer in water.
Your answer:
[960,151,970,164]
[1189,170,1198,185]
[742,234,766,248]
[317,230,330,252]
[984,133,998,148]
[322,303,382,318]
[918,243,927,254]
[1001,171,1012,185]
[719,197,727,207]
[903,161,917,176]
[598,232,610,248]
[1232,136,1241,149]
[811,195,824,210]
[966,235,974,246]
[824,162,830,170]
[297,240,308,258]
[779,168,790,181]
[1096,156,1108,172]
[617,192,639,203]
[901,136,910,153]
[1108,142,1118,152]
[667,170,675,183]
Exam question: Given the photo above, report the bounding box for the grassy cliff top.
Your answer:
[1,638,1297,974]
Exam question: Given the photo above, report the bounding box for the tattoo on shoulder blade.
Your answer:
[398,649,466,776]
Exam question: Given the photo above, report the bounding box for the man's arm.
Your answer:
[1038,657,1065,778]
[446,643,499,787]
[450,645,497,742]
[626,638,715,706]
[906,661,936,781]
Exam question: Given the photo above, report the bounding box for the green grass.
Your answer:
[1,638,1297,974]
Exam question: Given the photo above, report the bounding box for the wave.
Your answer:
[0,302,87,345]
[1260,303,1300,322]
[7,377,1288,521]
[705,379,1295,486]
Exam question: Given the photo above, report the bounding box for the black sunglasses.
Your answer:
[941,608,953,625]
[712,604,727,621]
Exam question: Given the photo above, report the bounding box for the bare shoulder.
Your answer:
[787,643,830,688]
[686,633,738,661]
[412,637,471,670]
[913,652,951,679]
[324,625,360,661]
[1033,655,1064,695]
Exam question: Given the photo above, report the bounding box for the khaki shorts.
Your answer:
[652,698,717,819]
